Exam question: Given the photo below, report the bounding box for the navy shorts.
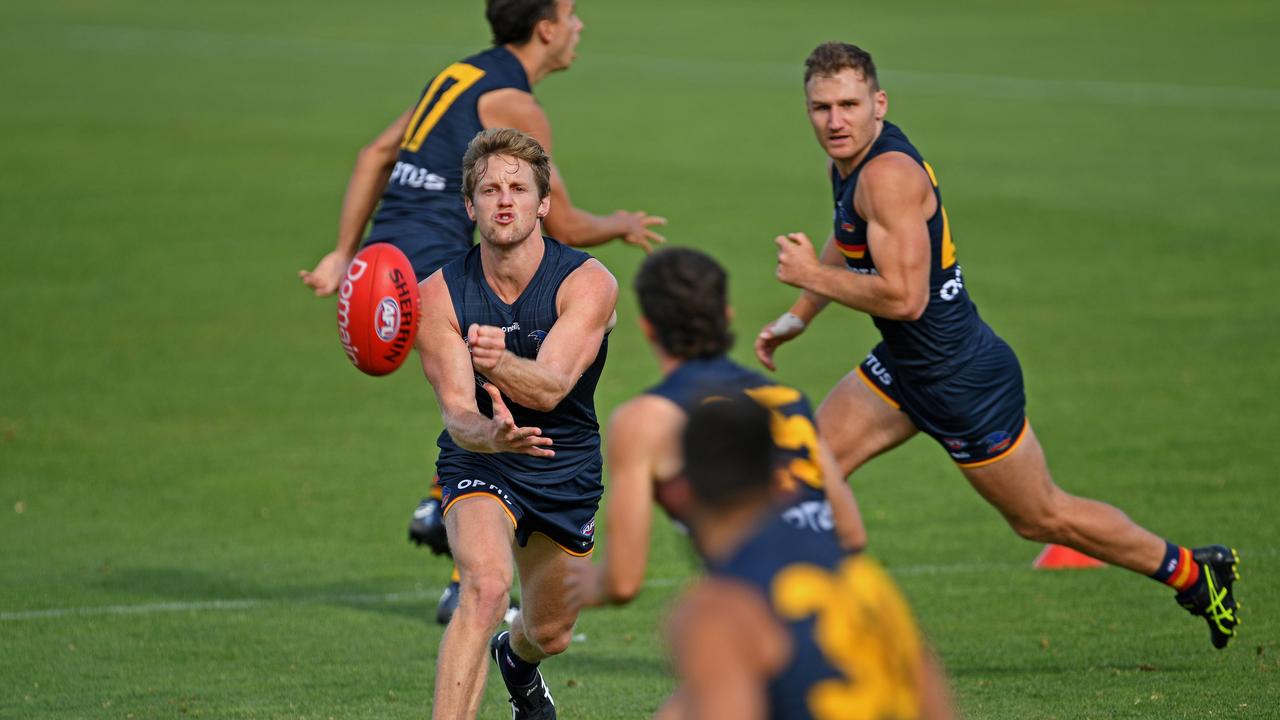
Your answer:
[364,235,471,284]
[437,460,601,556]
[856,339,1028,467]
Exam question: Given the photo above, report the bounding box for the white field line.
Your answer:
[0,589,439,622]
[7,24,1280,111]
[0,560,1022,622]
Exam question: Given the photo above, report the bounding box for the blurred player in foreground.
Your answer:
[756,41,1240,648]
[299,0,665,624]
[663,397,955,720]
[416,128,615,719]
[565,247,864,613]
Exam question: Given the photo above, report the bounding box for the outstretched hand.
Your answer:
[483,384,554,457]
[298,250,352,296]
[615,210,668,254]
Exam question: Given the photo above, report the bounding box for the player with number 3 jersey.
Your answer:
[665,397,956,720]
[564,248,865,612]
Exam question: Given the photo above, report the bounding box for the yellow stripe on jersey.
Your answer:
[922,161,940,188]
[401,63,487,152]
[940,205,956,269]
[837,245,866,260]
[923,162,957,269]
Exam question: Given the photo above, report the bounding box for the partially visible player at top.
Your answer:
[755,41,1240,649]
[564,247,865,613]
[417,128,615,719]
[300,0,665,293]
[298,0,665,624]
[663,397,956,720]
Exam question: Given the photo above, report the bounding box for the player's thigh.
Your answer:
[958,422,1062,526]
[513,531,591,631]
[444,495,517,584]
[816,370,917,476]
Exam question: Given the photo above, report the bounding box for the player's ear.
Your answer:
[725,305,735,324]
[637,315,658,344]
[874,89,888,121]
[535,17,556,45]
[536,195,551,218]
[464,196,476,221]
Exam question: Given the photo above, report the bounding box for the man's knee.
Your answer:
[458,570,512,628]
[1003,496,1072,544]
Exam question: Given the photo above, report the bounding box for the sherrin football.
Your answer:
[336,243,420,376]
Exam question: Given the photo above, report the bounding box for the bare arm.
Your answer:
[565,396,683,609]
[415,272,554,457]
[773,153,933,321]
[479,89,667,252]
[299,108,412,295]
[790,236,842,322]
[666,580,788,720]
[468,259,618,412]
[919,645,959,720]
[818,439,866,552]
[754,235,839,371]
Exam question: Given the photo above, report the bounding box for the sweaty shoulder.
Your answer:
[557,258,618,321]
[610,394,683,444]
[418,269,457,328]
[611,393,683,433]
[856,152,934,215]
[608,394,684,478]
[414,269,462,357]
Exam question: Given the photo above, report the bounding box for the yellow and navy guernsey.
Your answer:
[366,46,531,281]
[711,512,926,720]
[646,356,832,534]
[836,121,1029,467]
[435,237,607,556]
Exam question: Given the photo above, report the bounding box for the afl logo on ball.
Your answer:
[375,297,400,341]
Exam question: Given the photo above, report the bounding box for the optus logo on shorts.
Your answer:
[375,296,400,341]
[580,518,595,537]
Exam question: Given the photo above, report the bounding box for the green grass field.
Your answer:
[3,1,1278,717]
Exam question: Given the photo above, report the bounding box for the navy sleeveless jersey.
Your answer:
[366,46,531,280]
[646,356,827,523]
[712,513,924,720]
[435,237,608,486]
[831,120,995,381]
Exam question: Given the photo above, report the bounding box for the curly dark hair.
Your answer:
[804,41,879,90]
[486,0,560,46]
[634,248,733,360]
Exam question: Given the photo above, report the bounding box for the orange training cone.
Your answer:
[1033,544,1106,569]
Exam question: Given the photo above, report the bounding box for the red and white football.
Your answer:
[335,244,420,377]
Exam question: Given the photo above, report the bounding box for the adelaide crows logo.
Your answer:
[528,329,548,356]
[835,201,857,233]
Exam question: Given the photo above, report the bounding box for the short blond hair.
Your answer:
[461,128,552,200]
[804,42,880,90]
